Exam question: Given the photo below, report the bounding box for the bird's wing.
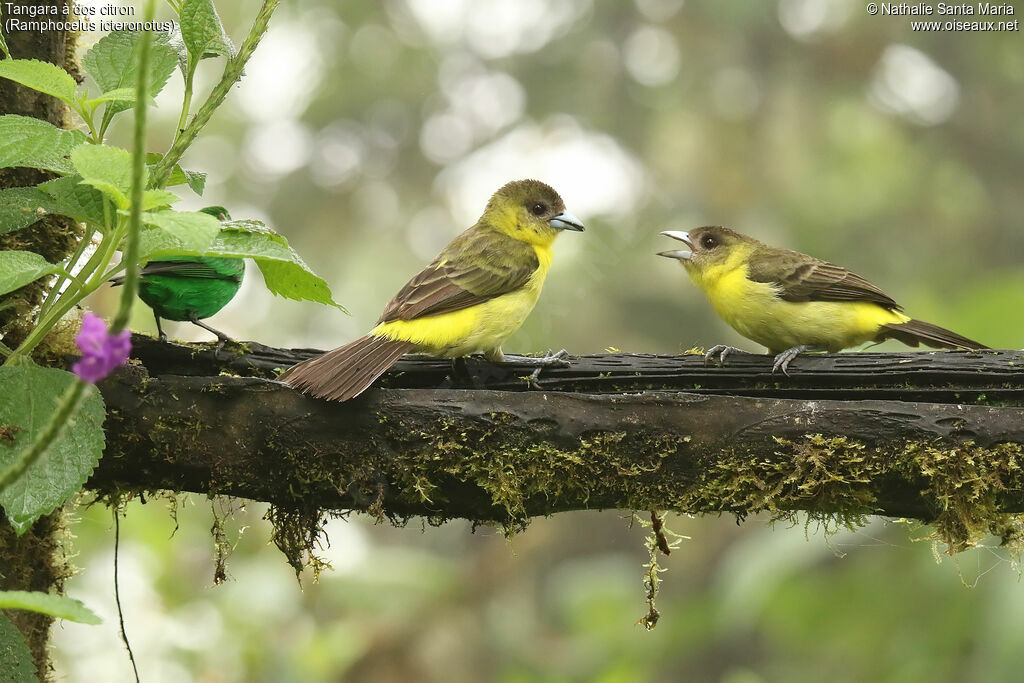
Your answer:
[137,260,242,281]
[747,249,902,310]
[377,228,539,323]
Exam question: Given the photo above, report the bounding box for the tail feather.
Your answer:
[880,319,989,351]
[280,334,414,401]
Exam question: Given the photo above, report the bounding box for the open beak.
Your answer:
[657,230,692,260]
[549,212,585,232]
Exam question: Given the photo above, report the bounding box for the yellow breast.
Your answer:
[371,244,552,357]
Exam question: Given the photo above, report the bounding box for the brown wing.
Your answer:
[377,226,539,323]
[747,247,902,310]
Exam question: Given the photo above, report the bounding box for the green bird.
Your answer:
[113,206,244,347]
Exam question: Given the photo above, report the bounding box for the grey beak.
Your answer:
[549,212,585,232]
[658,230,692,260]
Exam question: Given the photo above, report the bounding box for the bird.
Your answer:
[281,179,585,402]
[657,226,988,373]
[112,206,243,348]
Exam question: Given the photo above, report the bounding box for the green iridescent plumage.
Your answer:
[115,206,244,345]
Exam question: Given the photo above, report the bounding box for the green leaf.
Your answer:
[81,87,136,108]
[83,30,178,125]
[0,115,88,174]
[140,189,180,211]
[71,144,137,210]
[181,169,206,196]
[0,187,63,235]
[0,252,60,297]
[180,0,235,70]
[0,612,38,683]
[38,176,106,226]
[0,59,78,106]
[140,219,343,308]
[141,208,221,251]
[0,591,101,625]
[0,365,106,534]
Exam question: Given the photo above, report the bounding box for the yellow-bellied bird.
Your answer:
[658,226,988,373]
[282,179,585,401]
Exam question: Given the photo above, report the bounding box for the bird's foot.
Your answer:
[189,317,234,358]
[502,349,572,388]
[703,344,748,367]
[771,345,825,376]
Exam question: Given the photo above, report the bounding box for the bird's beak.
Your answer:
[549,212,585,232]
[657,230,692,260]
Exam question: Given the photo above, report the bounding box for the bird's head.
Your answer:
[483,179,585,246]
[658,226,756,283]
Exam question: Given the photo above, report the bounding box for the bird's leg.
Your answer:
[771,345,827,376]
[155,314,167,342]
[703,344,750,367]
[189,315,234,355]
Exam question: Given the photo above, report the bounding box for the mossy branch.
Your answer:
[89,340,1024,554]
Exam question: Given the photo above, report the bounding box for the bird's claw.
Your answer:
[703,344,744,367]
[524,349,571,388]
[770,345,820,376]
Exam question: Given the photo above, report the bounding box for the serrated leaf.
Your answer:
[141,209,221,251]
[139,219,343,308]
[0,187,63,235]
[0,591,101,625]
[82,87,136,108]
[83,30,179,127]
[39,176,106,226]
[0,59,78,106]
[0,251,60,297]
[181,169,206,195]
[180,0,235,70]
[0,612,38,683]
[71,145,138,210]
[0,115,88,174]
[140,189,180,211]
[0,365,106,534]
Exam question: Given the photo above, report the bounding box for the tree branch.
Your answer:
[91,339,1024,549]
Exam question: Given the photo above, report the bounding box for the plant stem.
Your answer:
[150,0,281,189]
[0,380,89,492]
[111,0,154,333]
[9,223,122,361]
[174,66,195,145]
[38,225,96,318]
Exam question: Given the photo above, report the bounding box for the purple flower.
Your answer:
[72,312,132,384]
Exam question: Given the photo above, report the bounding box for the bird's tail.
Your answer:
[280,334,415,402]
[879,319,989,351]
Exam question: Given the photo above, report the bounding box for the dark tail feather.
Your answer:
[880,319,989,351]
[280,334,415,401]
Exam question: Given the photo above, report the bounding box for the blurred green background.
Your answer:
[62,0,1024,680]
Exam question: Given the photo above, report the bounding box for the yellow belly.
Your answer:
[704,269,908,353]
[369,244,552,357]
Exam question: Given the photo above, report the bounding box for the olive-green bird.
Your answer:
[281,179,585,402]
[113,206,243,346]
[658,226,988,373]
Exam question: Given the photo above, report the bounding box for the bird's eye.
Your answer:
[530,202,546,216]
[700,235,718,249]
